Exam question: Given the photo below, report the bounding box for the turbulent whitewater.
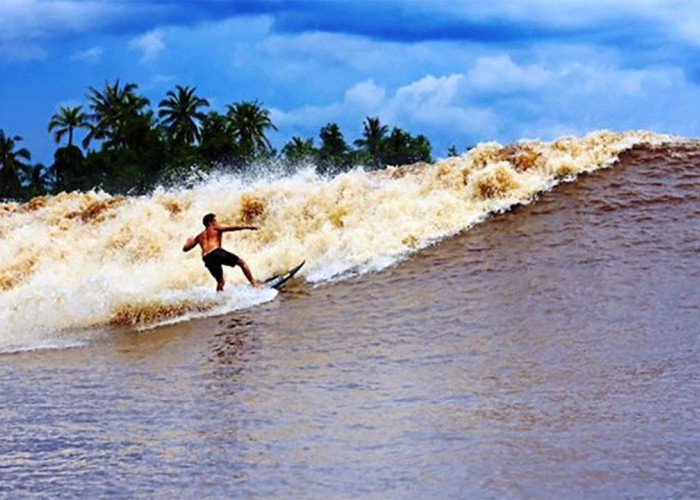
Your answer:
[0,130,678,352]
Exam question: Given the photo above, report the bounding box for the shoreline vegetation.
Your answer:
[0,80,438,202]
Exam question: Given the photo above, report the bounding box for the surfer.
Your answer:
[183,213,262,291]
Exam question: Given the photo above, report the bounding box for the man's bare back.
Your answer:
[192,224,226,257]
[183,213,261,291]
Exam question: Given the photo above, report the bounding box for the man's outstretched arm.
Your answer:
[219,225,258,233]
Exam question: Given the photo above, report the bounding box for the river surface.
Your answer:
[1,140,699,498]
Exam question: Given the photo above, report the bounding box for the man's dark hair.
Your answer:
[203,213,216,226]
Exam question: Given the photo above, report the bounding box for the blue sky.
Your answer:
[2,0,700,165]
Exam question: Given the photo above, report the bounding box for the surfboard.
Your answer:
[264,260,305,289]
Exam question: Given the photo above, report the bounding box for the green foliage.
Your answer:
[0,130,31,200]
[48,105,88,148]
[354,116,388,169]
[225,100,277,164]
[158,85,209,147]
[282,136,316,165]
[317,122,353,175]
[83,80,152,151]
[53,145,87,191]
[198,111,236,167]
[382,127,432,166]
[278,117,432,175]
[5,81,436,201]
[18,163,52,199]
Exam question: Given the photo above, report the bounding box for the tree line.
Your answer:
[0,80,434,201]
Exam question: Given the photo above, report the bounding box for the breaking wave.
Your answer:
[0,130,679,352]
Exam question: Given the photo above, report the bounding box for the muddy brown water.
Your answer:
[1,144,699,498]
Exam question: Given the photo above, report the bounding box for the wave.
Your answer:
[0,130,679,352]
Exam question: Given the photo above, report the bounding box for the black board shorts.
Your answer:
[202,248,240,281]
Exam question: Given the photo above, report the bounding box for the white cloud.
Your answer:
[70,46,104,63]
[0,0,124,43]
[384,74,497,138]
[271,102,343,129]
[467,55,552,92]
[271,73,495,148]
[344,80,386,109]
[0,0,129,62]
[0,41,46,62]
[391,74,463,108]
[555,62,677,96]
[678,17,700,46]
[269,51,696,157]
[129,30,165,63]
[425,0,698,27]
[259,31,404,72]
[271,80,390,135]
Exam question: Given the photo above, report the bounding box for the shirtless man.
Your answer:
[183,213,261,291]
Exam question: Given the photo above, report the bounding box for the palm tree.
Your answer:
[282,136,316,164]
[383,127,432,166]
[0,130,31,199]
[354,116,388,168]
[158,85,210,146]
[318,122,351,174]
[199,111,236,164]
[19,163,52,197]
[319,123,348,156]
[47,105,88,148]
[383,127,411,165]
[225,100,277,159]
[83,80,151,150]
